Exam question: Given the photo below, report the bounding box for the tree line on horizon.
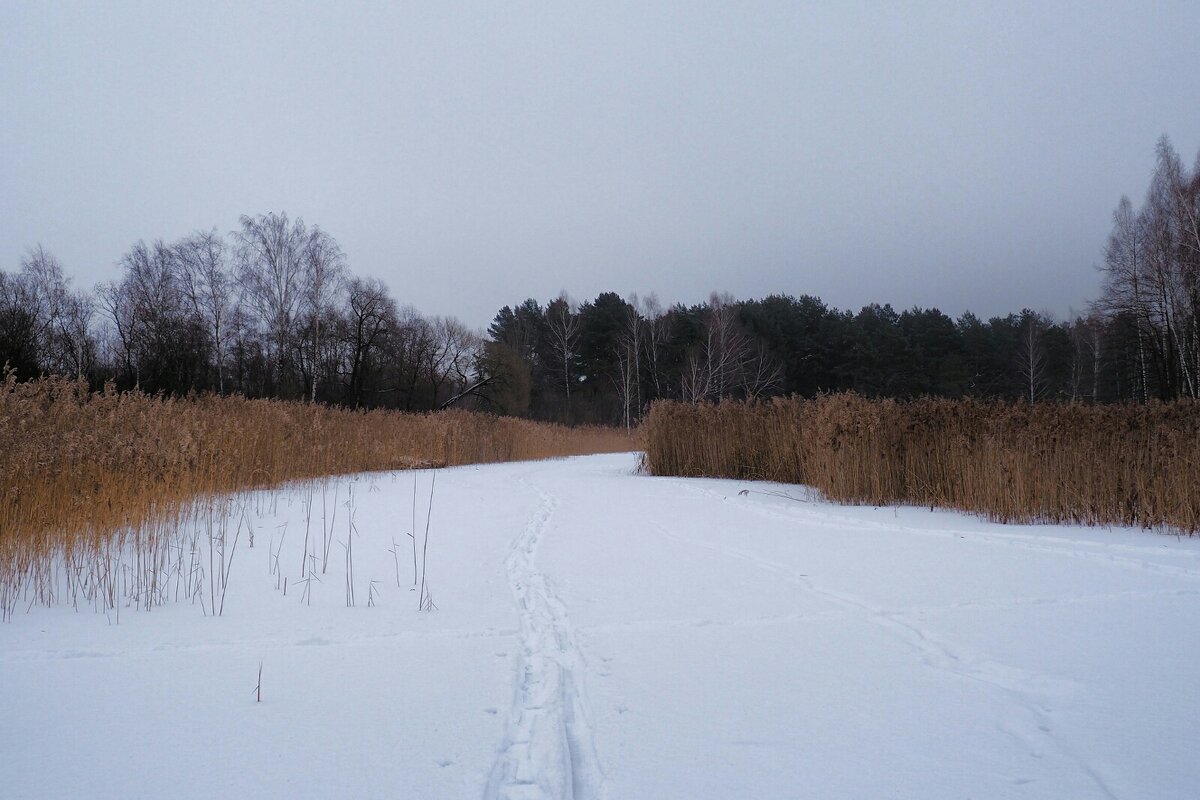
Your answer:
[0,214,483,412]
[2,137,1197,426]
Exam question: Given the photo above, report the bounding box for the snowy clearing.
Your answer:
[4,452,1200,799]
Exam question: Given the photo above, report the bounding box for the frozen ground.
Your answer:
[3,452,1200,799]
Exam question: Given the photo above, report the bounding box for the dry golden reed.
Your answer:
[642,395,1200,533]
[0,375,632,616]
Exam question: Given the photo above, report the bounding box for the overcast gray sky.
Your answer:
[2,1,1198,328]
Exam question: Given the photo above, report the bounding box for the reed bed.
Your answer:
[0,375,632,618]
[642,395,1200,534]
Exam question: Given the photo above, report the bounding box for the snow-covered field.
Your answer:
[4,452,1200,799]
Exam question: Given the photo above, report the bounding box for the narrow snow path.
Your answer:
[485,477,605,800]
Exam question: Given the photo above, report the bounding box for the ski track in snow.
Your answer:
[649,521,1122,800]
[485,475,606,800]
[667,478,1200,581]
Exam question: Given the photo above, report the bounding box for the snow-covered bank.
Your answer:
[4,453,1199,799]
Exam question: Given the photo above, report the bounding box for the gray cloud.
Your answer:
[3,1,1198,328]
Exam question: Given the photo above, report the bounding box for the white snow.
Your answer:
[4,452,1200,799]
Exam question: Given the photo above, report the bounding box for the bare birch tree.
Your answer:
[638,293,669,400]
[546,293,580,411]
[299,227,346,402]
[175,230,233,393]
[17,246,95,378]
[234,212,310,394]
[1016,311,1048,403]
[1099,138,1200,399]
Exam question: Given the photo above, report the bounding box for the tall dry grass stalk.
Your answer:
[642,395,1200,534]
[0,375,632,618]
